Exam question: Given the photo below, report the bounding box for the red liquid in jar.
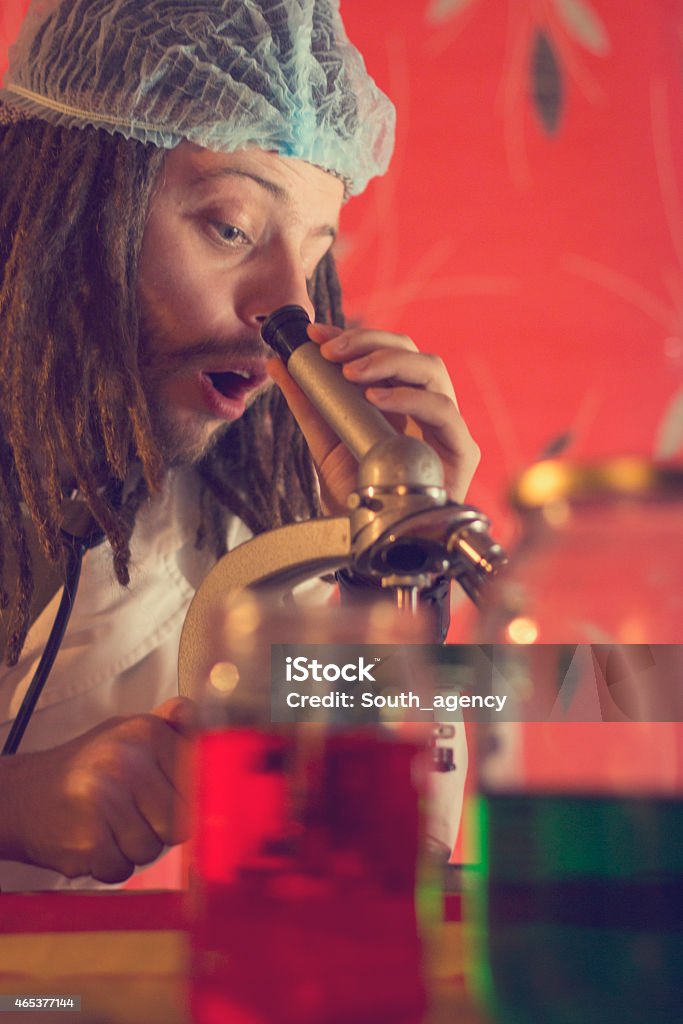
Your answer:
[188,729,427,1024]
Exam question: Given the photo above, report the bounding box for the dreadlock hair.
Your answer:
[0,115,345,666]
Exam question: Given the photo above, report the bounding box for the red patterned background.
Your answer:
[340,0,683,536]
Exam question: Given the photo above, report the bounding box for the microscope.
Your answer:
[179,305,506,700]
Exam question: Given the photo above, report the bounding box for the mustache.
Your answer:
[139,334,273,375]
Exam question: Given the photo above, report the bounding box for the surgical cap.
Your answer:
[0,0,395,196]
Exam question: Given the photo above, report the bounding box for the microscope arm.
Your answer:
[178,516,352,698]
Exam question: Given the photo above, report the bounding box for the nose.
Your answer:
[236,246,316,330]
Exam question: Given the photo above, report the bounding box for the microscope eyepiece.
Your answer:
[261,305,311,364]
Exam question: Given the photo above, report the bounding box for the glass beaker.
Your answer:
[470,457,683,1024]
[183,591,438,1024]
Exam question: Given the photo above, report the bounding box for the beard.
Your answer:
[142,381,233,468]
[137,303,272,468]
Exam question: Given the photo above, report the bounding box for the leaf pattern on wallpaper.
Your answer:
[564,80,683,460]
[426,0,478,22]
[654,389,683,458]
[531,29,564,133]
[423,0,611,185]
[553,0,611,56]
[537,431,574,460]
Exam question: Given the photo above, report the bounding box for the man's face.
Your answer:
[137,143,344,464]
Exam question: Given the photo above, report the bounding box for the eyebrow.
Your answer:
[190,165,337,240]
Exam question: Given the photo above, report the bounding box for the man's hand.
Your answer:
[0,697,196,883]
[267,323,480,513]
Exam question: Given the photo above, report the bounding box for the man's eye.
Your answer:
[211,222,250,246]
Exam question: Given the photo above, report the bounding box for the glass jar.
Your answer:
[183,592,437,1024]
[479,456,683,645]
[470,458,683,1024]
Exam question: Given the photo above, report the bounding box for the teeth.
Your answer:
[206,369,256,399]
[210,369,250,379]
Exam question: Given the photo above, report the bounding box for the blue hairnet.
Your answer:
[0,0,395,196]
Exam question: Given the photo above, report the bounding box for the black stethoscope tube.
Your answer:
[2,529,103,756]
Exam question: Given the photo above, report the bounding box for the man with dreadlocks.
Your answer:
[0,0,479,890]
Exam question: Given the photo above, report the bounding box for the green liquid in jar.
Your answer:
[471,792,683,1024]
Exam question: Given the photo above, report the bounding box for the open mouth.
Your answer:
[203,369,259,398]
[198,365,270,421]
